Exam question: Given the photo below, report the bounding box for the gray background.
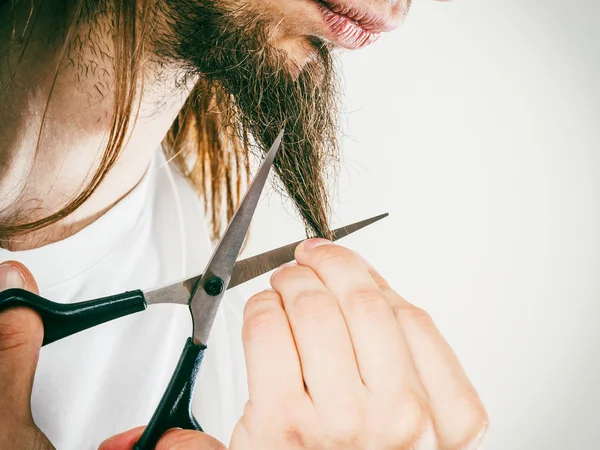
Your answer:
[239,1,600,448]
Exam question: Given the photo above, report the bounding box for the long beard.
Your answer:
[153,0,340,238]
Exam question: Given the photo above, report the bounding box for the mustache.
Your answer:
[154,0,341,238]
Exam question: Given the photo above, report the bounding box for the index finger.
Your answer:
[99,427,145,450]
[156,429,226,450]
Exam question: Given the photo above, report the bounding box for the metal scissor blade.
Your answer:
[228,213,389,289]
[143,213,389,306]
[189,129,284,345]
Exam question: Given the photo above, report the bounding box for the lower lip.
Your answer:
[312,1,381,50]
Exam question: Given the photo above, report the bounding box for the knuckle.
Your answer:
[156,430,208,450]
[325,406,364,444]
[448,391,489,448]
[411,426,437,450]
[275,403,312,448]
[380,394,431,446]
[290,290,337,325]
[243,298,283,340]
[282,424,309,448]
[270,264,313,286]
[240,401,312,450]
[366,266,392,290]
[312,244,355,266]
[0,308,43,352]
[399,395,429,434]
[0,322,30,352]
[406,305,436,330]
[243,310,280,340]
[345,289,388,314]
[244,290,281,315]
[279,399,308,429]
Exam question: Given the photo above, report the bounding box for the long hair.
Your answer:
[0,0,249,241]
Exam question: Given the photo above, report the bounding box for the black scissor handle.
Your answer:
[134,338,206,450]
[0,288,148,346]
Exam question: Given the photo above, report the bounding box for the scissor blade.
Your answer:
[143,212,389,307]
[189,129,284,345]
[228,213,389,289]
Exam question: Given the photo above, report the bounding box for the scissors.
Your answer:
[0,129,388,449]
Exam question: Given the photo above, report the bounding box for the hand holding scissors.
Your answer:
[103,237,490,449]
[0,131,393,449]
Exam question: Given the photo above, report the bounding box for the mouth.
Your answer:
[311,0,400,50]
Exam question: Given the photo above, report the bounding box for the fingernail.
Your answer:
[297,238,332,252]
[0,263,25,290]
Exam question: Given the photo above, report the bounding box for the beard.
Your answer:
[152,0,341,239]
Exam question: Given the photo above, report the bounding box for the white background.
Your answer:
[239,0,600,449]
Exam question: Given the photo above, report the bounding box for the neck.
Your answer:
[0,0,194,251]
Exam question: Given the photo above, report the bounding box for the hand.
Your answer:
[0,261,225,450]
[0,261,54,449]
[99,428,226,450]
[230,239,488,449]
[108,239,488,449]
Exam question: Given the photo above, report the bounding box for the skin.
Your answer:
[0,1,194,249]
[0,0,488,448]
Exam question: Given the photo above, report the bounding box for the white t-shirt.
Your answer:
[0,149,249,449]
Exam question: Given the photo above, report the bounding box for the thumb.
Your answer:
[0,261,44,423]
[100,428,227,450]
[157,429,227,450]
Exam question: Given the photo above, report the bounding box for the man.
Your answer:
[0,0,487,449]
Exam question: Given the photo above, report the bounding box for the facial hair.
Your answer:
[153,0,340,238]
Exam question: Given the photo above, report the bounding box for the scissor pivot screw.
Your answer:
[204,277,225,296]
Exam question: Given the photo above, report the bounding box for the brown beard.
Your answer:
[153,0,340,238]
